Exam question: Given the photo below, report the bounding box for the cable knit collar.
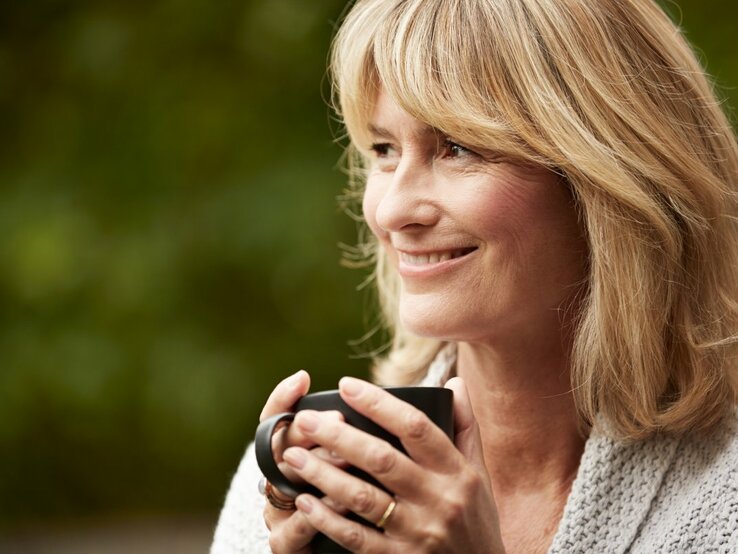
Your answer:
[549,430,682,553]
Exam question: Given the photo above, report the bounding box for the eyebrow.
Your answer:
[367,124,393,139]
[367,123,439,141]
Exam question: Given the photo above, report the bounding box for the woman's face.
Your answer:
[362,89,588,343]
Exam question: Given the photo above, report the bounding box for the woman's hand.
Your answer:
[280,376,506,553]
[260,370,346,554]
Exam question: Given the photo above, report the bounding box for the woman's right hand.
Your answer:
[260,370,345,553]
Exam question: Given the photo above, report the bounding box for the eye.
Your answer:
[441,139,476,159]
[369,142,394,158]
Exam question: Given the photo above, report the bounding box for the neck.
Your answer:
[456,333,584,497]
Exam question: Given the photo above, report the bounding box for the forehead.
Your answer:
[368,88,438,140]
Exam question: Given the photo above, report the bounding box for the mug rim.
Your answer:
[301,385,451,399]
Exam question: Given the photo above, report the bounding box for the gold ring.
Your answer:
[376,499,397,529]
[262,479,296,511]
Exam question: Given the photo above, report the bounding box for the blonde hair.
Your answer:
[330,0,738,439]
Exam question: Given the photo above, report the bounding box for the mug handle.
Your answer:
[255,412,319,498]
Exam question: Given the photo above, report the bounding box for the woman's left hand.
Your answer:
[281,376,506,553]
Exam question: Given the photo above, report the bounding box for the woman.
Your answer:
[212,0,738,552]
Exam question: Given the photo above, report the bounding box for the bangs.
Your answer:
[331,0,738,438]
[332,0,551,166]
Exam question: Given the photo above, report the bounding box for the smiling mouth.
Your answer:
[399,247,478,266]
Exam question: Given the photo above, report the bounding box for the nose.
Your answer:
[373,155,439,233]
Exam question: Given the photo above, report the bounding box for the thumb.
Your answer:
[259,369,311,421]
[445,376,488,475]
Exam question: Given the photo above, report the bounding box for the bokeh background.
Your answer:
[0,0,735,551]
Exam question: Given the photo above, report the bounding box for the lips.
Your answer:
[398,247,477,266]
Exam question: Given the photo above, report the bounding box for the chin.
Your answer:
[399,299,468,340]
[399,295,507,344]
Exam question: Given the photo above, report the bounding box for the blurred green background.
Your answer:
[0,0,735,549]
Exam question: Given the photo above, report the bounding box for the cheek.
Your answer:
[453,185,529,241]
[460,175,573,245]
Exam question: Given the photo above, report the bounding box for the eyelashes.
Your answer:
[368,139,478,160]
[369,143,393,158]
[442,139,474,159]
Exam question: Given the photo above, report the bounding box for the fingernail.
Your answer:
[340,377,364,398]
[296,411,319,433]
[283,447,307,469]
[295,495,313,514]
[326,410,344,421]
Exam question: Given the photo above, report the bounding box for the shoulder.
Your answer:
[672,407,738,485]
[211,442,271,554]
[634,408,738,552]
[551,410,737,554]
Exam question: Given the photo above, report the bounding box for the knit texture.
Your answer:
[211,442,268,554]
[211,349,738,553]
[549,412,738,553]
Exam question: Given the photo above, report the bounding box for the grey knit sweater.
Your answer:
[211,349,738,553]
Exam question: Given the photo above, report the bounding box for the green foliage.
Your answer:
[0,0,735,525]
[0,0,366,523]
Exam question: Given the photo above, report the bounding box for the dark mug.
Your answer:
[255,386,454,553]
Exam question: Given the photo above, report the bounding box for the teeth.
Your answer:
[400,249,473,266]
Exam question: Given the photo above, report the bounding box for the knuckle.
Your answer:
[301,412,338,443]
[285,424,306,445]
[340,527,365,551]
[292,514,313,537]
[438,488,469,527]
[460,469,482,493]
[444,497,466,524]
[324,496,347,513]
[267,511,312,553]
[421,530,446,552]
[367,443,396,475]
[452,468,483,503]
[293,411,310,429]
[309,506,326,528]
[404,409,430,440]
[350,485,376,514]
[328,423,343,446]
[366,390,382,415]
